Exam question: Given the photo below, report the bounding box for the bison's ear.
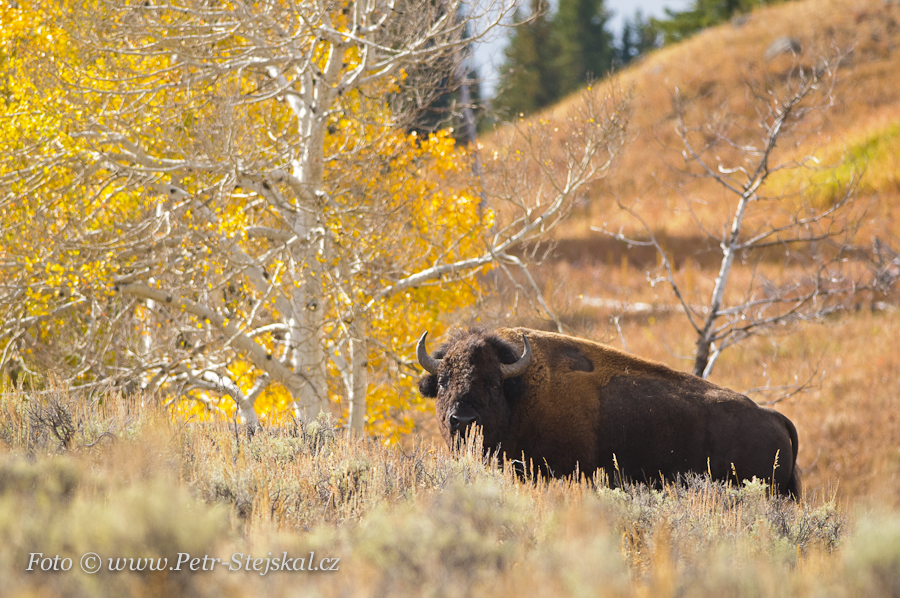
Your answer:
[418,374,438,398]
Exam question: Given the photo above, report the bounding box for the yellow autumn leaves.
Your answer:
[1,0,491,441]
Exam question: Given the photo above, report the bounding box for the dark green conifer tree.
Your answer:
[552,0,615,96]
[616,10,660,66]
[653,0,776,44]
[493,0,561,118]
[494,0,617,118]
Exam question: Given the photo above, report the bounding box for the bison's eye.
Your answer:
[438,375,449,390]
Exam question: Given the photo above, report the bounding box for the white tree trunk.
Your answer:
[287,283,329,420]
[347,320,368,433]
[237,398,260,427]
[38,0,617,434]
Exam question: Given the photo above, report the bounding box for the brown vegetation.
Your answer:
[556,0,900,238]
[470,0,900,509]
[0,387,883,597]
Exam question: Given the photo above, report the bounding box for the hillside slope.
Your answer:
[478,0,900,505]
[558,0,900,239]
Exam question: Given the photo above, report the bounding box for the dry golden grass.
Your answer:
[0,388,877,598]
[482,250,900,507]
[469,0,900,510]
[516,0,900,240]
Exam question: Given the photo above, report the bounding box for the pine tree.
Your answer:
[552,0,615,97]
[494,0,617,118]
[493,0,561,117]
[653,0,771,44]
[616,10,660,66]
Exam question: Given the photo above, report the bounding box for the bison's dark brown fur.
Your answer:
[418,327,801,498]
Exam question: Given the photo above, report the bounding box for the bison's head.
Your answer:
[416,329,531,450]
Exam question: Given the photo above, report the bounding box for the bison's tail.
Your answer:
[782,413,802,501]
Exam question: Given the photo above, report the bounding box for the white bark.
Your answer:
[686,77,814,378]
[347,319,368,434]
[118,284,311,401]
[605,53,873,385]
[4,1,632,432]
[94,1,519,422]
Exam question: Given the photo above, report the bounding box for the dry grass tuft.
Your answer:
[3,386,899,597]
[471,0,900,512]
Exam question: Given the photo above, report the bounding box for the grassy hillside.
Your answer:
[472,0,900,508]
[556,0,900,238]
[4,388,894,598]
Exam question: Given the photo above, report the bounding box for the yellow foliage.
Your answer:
[169,126,486,440]
[0,2,490,440]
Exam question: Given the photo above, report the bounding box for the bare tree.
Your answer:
[600,50,885,382]
[0,1,628,432]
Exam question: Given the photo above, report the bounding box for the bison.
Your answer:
[417,327,801,498]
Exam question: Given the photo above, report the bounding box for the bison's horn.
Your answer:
[416,331,441,375]
[500,334,533,379]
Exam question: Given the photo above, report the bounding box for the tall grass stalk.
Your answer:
[1,386,897,596]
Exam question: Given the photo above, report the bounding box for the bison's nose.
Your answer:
[449,413,479,435]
